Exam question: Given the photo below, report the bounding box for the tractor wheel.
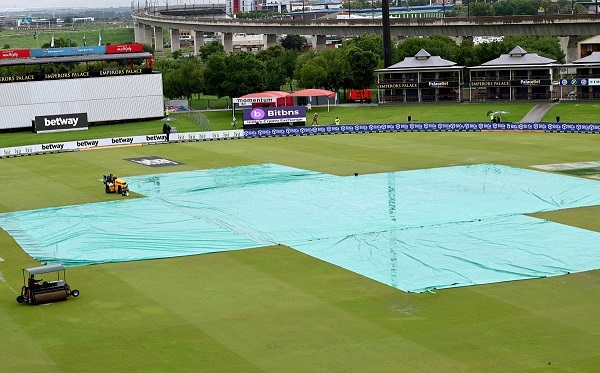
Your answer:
[16,295,25,303]
[71,289,80,297]
[117,186,122,194]
[105,185,110,193]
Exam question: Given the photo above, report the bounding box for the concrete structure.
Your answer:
[132,9,600,57]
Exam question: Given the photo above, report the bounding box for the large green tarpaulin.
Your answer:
[2,163,600,292]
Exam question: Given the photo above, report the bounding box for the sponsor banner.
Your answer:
[105,43,144,54]
[233,97,278,106]
[0,49,30,59]
[242,122,600,138]
[379,82,459,89]
[419,81,460,88]
[0,75,36,83]
[99,68,144,77]
[165,99,190,112]
[34,113,89,133]
[511,79,551,86]
[6,125,600,159]
[125,156,183,167]
[379,82,418,89]
[470,80,551,87]
[30,46,106,58]
[470,81,510,87]
[558,78,600,86]
[0,69,152,84]
[243,106,306,128]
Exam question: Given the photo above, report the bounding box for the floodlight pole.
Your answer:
[382,0,392,67]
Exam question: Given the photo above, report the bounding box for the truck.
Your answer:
[347,89,372,103]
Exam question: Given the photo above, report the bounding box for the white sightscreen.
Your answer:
[0,73,164,130]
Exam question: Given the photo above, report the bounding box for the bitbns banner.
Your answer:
[243,106,306,129]
[34,113,89,133]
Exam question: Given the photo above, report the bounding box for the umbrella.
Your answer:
[494,110,510,115]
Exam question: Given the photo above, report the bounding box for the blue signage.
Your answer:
[243,122,600,138]
[31,46,106,58]
[243,106,306,129]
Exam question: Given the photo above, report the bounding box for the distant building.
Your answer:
[578,35,600,59]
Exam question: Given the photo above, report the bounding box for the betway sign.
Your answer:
[34,113,89,133]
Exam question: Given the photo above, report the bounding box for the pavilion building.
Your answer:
[468,46,557,101]
[375,49,464,103]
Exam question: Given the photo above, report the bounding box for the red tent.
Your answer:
[237,91,293,107]
[290,89,336,99]
[290,89,337,111]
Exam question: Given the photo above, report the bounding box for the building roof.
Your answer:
[377,49,462,71]
[479,46,555,67]
[572,51,600,64]
[578,35,600,45]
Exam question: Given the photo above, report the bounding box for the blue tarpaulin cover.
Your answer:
[2,163,600,292]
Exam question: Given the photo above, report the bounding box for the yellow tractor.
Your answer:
[103,174,129,196]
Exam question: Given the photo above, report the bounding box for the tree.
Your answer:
[320,48,350,92]
[281,35,306,51]
[199,41,225,61]
[394,35,459,64]
[162,57,205,100]
[342,33,384,62]
[204,52,266,98]
[469,3,495,17]
[257,45,297,91]
[297,62,327,90]
[454,38,480,67]
[494,0,538,16]
[345,46,378,92]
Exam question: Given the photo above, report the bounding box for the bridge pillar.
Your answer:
[312,35,326,51]
[559,36,579,63]
[194,30,204,56]
[263,34,277,50]
[223,32,233,53]
[170,28,181,52]
[154,27,163,52]
[143,25,153,47]
[134,21,140,43]
[136,22,147,43]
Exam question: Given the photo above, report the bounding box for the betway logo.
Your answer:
[41,143,64,151]
[112,137,134,144]
[1,51,19,58]
[77,140,99,147]
[117,46,132,52]
[44,117,79,127]
[146,135,167,141]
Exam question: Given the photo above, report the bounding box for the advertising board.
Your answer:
[34,113,89,133]
[242,106,306,129]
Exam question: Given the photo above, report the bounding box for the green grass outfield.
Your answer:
[1,105,600,371]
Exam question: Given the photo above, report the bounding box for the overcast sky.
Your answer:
[0,0,132,9]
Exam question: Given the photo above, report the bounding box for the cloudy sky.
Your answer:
[0,0,132,9]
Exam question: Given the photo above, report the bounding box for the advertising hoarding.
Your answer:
[242,106,306,129]
[106,44,144,54]
[34,113,89,133]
